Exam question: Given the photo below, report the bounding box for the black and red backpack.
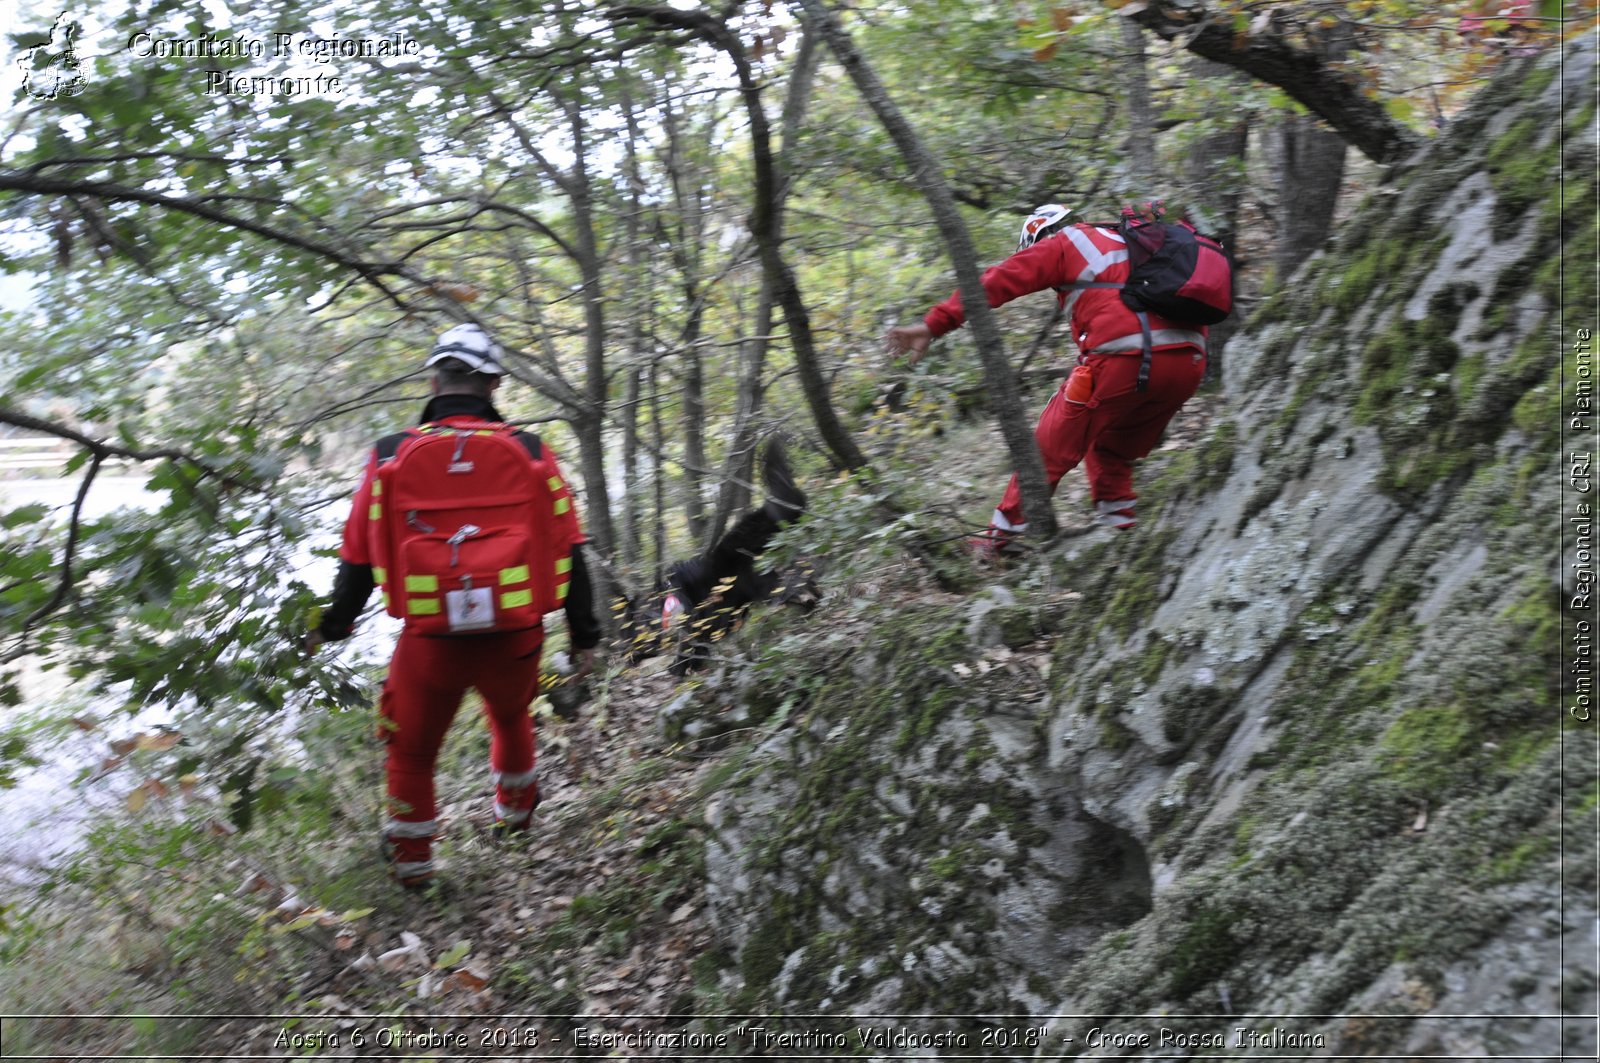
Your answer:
[1067,211,1234,389]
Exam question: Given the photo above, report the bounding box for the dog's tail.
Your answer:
[761,436,806,524]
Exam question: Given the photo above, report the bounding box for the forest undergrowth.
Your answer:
[0,395,1216,1057]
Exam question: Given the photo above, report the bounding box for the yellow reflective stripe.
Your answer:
[499,564,530,586]
[501,589,533,610]
[547,476,563,492]
[555,556,571,575]
[373,566,387,584]
[408,598,441,616]
[554,497,570,516]
[369,503,382,521]
[380,590,391,608]
[556,581,569,601]
[404,574,438,593]
[371,480,382,497]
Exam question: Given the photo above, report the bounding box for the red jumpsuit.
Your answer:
[325,394,597,884]
[925,222,1207,532]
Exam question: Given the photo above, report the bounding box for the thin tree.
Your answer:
[610,4,869,473]
[791,0,1058,537]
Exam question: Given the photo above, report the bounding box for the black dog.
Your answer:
[615,438,815,674]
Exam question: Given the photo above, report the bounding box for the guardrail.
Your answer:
[0,436,75,473]
[0,437,146,478]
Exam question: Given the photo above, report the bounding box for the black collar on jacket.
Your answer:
[418,392,506,424]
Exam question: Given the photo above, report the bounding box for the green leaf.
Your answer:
[434,940,472,968]
[2,504,50,529]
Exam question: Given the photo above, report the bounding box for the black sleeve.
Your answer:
[317,560,375,641]
[563,544,602,650]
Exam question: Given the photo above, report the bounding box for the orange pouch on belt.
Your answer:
[1065,363,1094,404]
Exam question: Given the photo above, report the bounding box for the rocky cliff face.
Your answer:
[695,39,1596,1057]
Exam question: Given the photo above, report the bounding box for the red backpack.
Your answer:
[367,421,580,635]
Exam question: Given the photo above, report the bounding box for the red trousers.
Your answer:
[378,626,544,878]
[994,348,1205,530]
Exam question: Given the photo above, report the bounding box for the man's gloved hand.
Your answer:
[570,647,596,682]
[545,649,595,721]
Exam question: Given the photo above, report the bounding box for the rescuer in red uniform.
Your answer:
[886,202,1210,555]
[307,325,600,888]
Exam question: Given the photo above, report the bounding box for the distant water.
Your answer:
[0,474,390,888]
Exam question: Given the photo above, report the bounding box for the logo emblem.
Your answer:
[19,13,87,101]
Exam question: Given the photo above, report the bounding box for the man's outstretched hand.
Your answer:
[884,322,931,366]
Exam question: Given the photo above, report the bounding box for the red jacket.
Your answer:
[923,223,1207,357]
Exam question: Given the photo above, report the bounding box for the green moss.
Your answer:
[1138,634,1173,686]
[1518,63,1558,101]
[1101,528,1177,639]
[1485,113,1559,238]
[1483,836,1555,883]
[1454,351,1488,403]
[1378,705,1476,795]
[1166,905,1243,999]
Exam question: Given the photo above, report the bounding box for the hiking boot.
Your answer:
[379,837,436,890]
[1094,499,1137,531]
[490,778,540,845]
[966,528,1024,564]
[761,437,807,521]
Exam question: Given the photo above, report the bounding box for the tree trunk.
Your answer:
[660,79,711,545]
[618,80,649,573]
[561,94,619,569]
[620,366,643,569]
[1269,20,1352,283]
[794,0,1057,536]
[1185,57,1251,380]
[1271,114,1347,280]
[1119,16,1157,189]
[708,27,821,548]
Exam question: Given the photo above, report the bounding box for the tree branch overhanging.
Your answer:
[1120,1,1421,165]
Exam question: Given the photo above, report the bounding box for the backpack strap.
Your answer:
[376,422,543,463]
[1133,312,1154,392]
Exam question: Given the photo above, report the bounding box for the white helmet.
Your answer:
[1017,203,1074,251]
[426,323,506,375]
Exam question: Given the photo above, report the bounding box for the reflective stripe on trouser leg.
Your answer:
[990,509,1027,534]
[493,766,539,826]
[382,817,438,879]
[1095,498,1138,529]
